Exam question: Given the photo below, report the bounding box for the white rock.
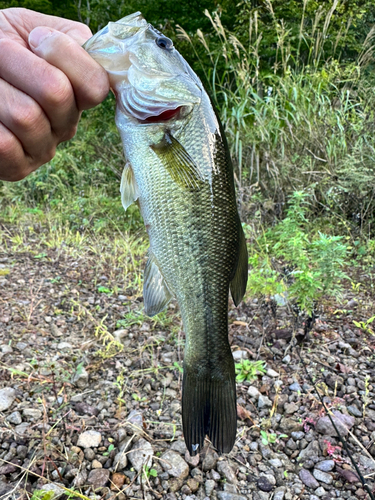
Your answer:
[247,386,260,399]
[258,394,272,408]
[128,438,153,471]
[77,430,102,448]
[40,483,65,499]
[232,350,249,361]
[0,387,16,411]
[266,368,279,377]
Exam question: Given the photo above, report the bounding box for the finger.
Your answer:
[0,78,55,163]
[29,27,109,110]
[0,38,79,141]
[0,122,31,182]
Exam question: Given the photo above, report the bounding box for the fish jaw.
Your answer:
[84,14,201,124]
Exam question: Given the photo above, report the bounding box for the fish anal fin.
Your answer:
[143,251,172,317]
[182,358,237,456]
[120,162,139,210]
[150,131,204,190]
[230,225,248,306]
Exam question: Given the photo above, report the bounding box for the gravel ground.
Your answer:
[1,244,375,500]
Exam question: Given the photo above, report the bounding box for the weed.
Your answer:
[235,359,266,383]
[353,316,375,335]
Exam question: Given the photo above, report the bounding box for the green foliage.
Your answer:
[247,192,348,315]
[353,315,375,335]
[235,359,267,383]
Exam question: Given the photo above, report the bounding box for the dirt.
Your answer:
[1,233,375,500]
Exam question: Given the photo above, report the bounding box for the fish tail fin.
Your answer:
[182,360,237,456]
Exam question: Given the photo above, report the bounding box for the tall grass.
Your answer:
[178,1,375,236]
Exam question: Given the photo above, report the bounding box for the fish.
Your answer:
[84,12,248,456]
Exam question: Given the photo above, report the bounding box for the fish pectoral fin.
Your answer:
[230,225,249,306]
[150,131,204,190]
[120,162,139,210]
[143,251,173,317]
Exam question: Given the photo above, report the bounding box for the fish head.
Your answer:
[84,12,202,123]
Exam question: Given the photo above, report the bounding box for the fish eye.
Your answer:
[156,37,173,50]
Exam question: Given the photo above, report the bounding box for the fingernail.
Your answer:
[29,27,54,49]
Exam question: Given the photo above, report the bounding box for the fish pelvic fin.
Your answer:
[230,224,248,306]
[182,359,237,456]
[120,162,139,210]
[143,251,172,316]
[150,131,204,190]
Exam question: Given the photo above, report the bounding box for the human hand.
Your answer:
[0,8,109,181]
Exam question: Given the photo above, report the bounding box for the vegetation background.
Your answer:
[1,0,375,316]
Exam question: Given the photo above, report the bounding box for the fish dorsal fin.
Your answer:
[230,225,248,306]
[120,162,139,210]
[143,251,173,317]
[150,131,204,190]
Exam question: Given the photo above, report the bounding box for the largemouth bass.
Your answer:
[84,12,248,455]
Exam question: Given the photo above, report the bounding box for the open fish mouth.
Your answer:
[138,106,187,123]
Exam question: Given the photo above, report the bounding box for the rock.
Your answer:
[17,445,28,459]
[170,440,187,455]
[314,486,326,497]
[74,402,99,416]
[313,469,333,484]
[40,483,65,498]
[0,387,16,411]
[284,402,299,414]
[217,460,237,484]
[217,493,247,500]
[257,476,274,492]
[315,460,335,472]
[73,470,88,488]
[14,422,30,436]
[248,386,261,398]
[128,438,153,471]
[315,411,355,436]
[289,382,302,392]
[110,472,126,490]
[347,405,362,418]
[23,408,42,420]
[160,450,189,479]
[336,466,359,483]
[6,411,22,425]
[202,448,219,471]
[125,409,144,434]
[84,448,95,460]
[187,478,199,492]
[232,350,248,361]
[169,477,184,492]
[77,430,102,448]
[258,394,272,408]
[291,431,304,440]
[269,458,283,468]
[57,341,72,350]
[72,366,89,388]
[113,451,128,470]
[205,479,216,496]
[87,468,110,488]
[185,450,200,467]
[299,469,319,489]
[92,459,102,469]
[273,488,286,500]
[1,345,13,354]
[359,455,375,470]
[266,368,279,377]
[298,440,320,461]
[279,417,303,433]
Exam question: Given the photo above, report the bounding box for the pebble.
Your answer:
[6,411,22,425]
[257,476,274,492]
[202,448,219,471]
[347,405,362,418]
[205,479,216,496]
[0,387,16,411]
[284,402,299,414]
[128,438,153,471]
[298,440,320,461]
[217,493,247,500]
[273,488,286,500]
[299,469,320,489]
[258,394,272,408]
[315,460,335,472]
[84,448,95,460]
[232,350,248,361]
[23,408,42,420]
[57,341,72,350]
[1,345,13,354]
[113,451,128,470]
[289,382,302,392]
[314,486,326,497]
[291,431,305,440]
[185,450,200,467]
[266,368,279,377]
[40,483,65,499]
[160,450,189,479]
[248,386,261,398]
[72,366,89,388]
[269,458,283,468]
[217,460,237,484]
[87,468,110,488]
[77,430,102,448]
[186,478,199,492]
[170,439,187,455]
[313,468,333,484]
[359,455,375,470]
[315,411,355,436]
[92,459,102,469]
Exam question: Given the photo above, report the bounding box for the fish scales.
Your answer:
[84,12,248,455]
